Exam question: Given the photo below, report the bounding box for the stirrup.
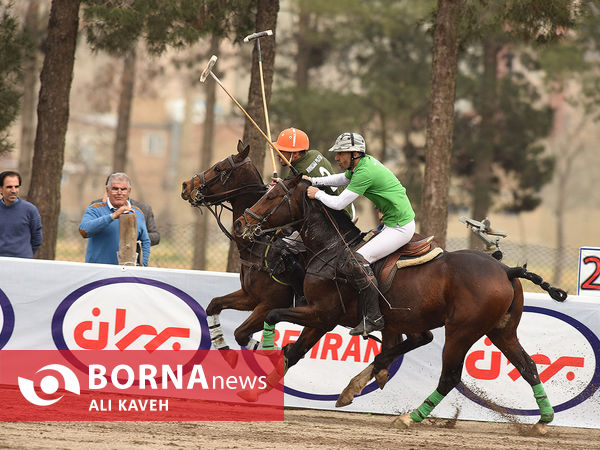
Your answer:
[349,316,384,336]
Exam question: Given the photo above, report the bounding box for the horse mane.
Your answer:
[247,159,265,186]
[302,185,362,243]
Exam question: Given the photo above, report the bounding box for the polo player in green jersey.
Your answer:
[305,132,416,336]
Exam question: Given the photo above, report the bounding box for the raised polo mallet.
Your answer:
[244,30,277,179]
[200,55,297,174]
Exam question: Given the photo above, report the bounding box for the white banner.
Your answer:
[1,257,598,428]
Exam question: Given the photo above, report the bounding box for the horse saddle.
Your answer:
[371,235,444,294]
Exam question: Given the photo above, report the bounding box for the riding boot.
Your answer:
[347,255,384,336]
[282,250,307,307]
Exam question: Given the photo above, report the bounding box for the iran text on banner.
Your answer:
[0,350,284,421]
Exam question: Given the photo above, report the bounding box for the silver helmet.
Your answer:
[328,132,366,154]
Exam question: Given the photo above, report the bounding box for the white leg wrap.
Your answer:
[245,338,261,350]
[207,314,229,350]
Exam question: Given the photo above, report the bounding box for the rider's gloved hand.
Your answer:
[269,177,281,190]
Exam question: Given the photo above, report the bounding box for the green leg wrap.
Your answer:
[532,383,554,423]
[409,390,445,423]
[261,322,275,350]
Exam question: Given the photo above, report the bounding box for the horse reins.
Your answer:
[240,179,305,238]
[189,156,266,241]
[189,156,265,208]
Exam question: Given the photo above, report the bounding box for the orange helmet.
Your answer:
[274,128,309,152]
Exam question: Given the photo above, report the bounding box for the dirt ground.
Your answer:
[0,408,598,449]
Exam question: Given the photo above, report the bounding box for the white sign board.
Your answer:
[1,258,599,428]
[578,247,600,297]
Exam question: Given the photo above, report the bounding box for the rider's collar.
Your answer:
[107,198,131,211]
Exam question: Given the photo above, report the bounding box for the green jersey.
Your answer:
[345,155,414,227]
[284,150,334,193]
[284,150,352,216]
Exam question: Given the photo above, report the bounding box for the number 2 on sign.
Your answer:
[581,256,600,290]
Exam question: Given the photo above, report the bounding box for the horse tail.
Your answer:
[505,265,568,302]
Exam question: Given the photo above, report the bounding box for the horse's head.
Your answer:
[233,175,308,240]
[180,141,263,207]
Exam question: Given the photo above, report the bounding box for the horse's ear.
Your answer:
[236,140,250,159]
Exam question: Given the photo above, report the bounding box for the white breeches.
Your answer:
[357,219,416,264]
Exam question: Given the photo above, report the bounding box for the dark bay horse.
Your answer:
[180,141,295,351]
[233,175,567,434]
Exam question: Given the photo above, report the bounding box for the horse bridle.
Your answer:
[239,179,305,239]
[188,156,264,207]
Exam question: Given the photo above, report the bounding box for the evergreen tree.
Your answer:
[451,0,577,249]
[535,1,600,283]
[0,1,30,157]
[82,0,254,172]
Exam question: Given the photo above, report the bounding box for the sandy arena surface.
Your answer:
[0,408,598,449]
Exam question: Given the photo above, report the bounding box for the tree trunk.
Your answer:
[229,0,279,273]
[18,0,41,196]
[469,39,500,250]
[193,35,219,270]
[28,0,81,260]
[112,45,136,172]
[241,0,279,171]
[295,7,310,90]
[420,0,461,249]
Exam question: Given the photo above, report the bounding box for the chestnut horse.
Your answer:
[233,175,567,433]
[181,141,295,351]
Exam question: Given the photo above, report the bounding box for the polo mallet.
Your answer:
[200,55,298,174]
[244,30,277,179]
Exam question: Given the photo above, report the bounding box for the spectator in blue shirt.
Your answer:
[0,171,42,258]
[79,172,150,266]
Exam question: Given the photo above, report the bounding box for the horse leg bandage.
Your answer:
[410,390,445,423]
[207,315,230,350]
[532,383,554,423]
[261,322,276,349]
[245,338,261,350]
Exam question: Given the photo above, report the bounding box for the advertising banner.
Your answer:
[0,257,598,428]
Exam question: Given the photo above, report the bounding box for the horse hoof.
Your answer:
[238,389,259,403]
[335,391,354,407]
[375,369,389,389]
[533,422,548,436]
[392,414,413,429]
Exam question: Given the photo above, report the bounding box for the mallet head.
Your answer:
[243,30,273,42]
[200,55,218,83]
